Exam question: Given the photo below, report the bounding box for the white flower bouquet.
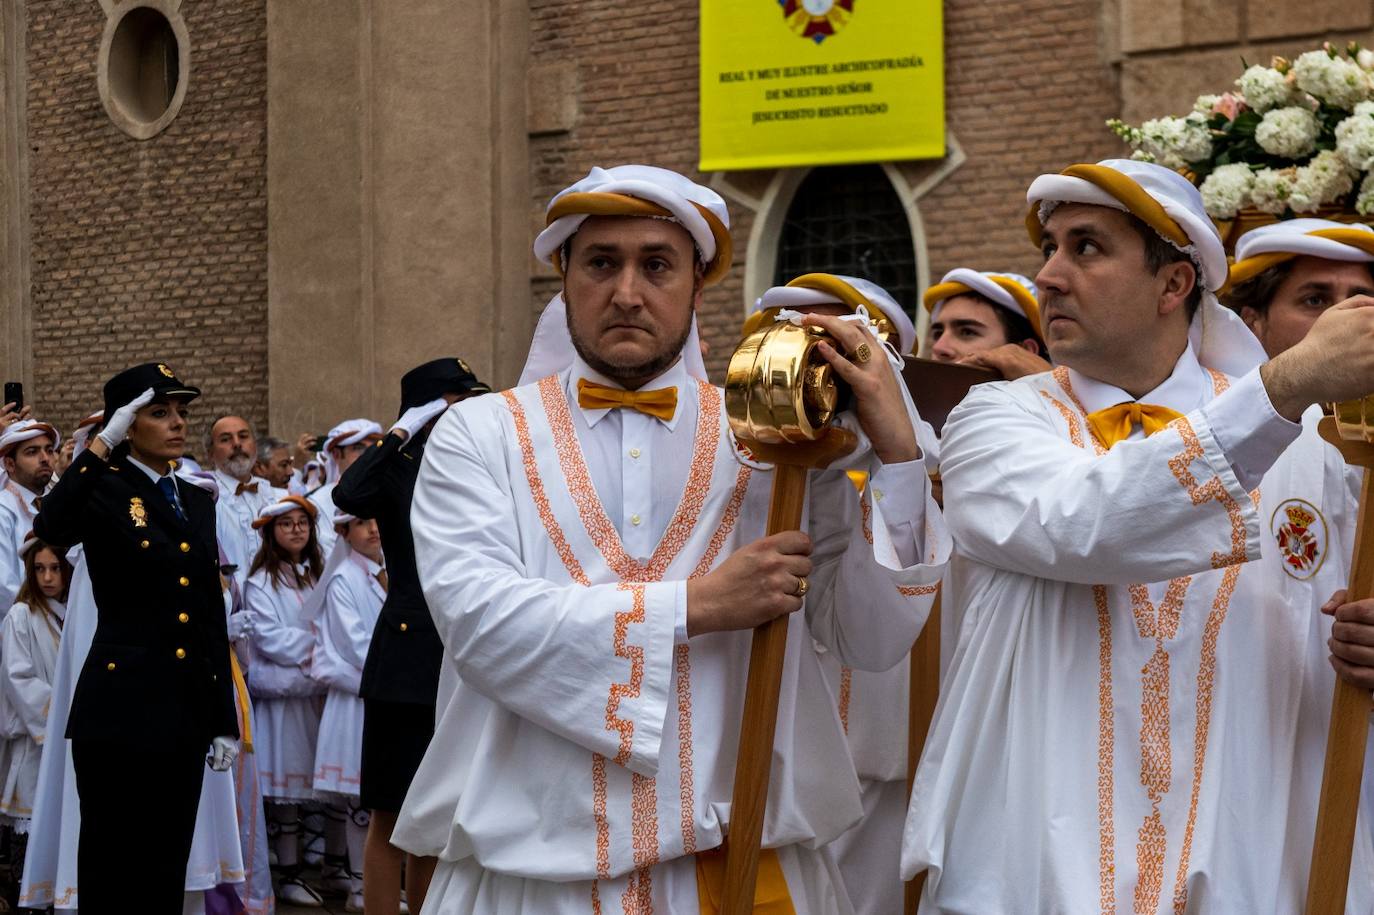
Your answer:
[1107,42,1374,234]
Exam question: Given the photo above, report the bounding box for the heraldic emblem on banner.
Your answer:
[1271,498,1328,581]
[779,0,855,44]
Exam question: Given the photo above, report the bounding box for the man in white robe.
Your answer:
[392,164,949,913]
[0,421,59,608]
[308,420,383,555]
[205,414,280,586]
[902,159,1374,912]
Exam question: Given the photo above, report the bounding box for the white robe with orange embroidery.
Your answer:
[901,349,1374,914]
[392,358,948,914]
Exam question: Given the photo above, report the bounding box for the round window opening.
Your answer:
[100,4,188,138]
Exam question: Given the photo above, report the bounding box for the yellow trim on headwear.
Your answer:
[740,308,776,339]
[785,272,872,311]
[1026,163,1191,250]
[922,278,1045,345]
[1225,227,1374,292]
[546,191,734,286]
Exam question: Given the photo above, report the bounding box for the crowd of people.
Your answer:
[0,158,1370,915]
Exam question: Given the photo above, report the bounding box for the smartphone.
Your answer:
[3,382,22,412]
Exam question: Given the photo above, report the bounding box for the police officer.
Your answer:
[333,356,489,915]
[34,363,238,915]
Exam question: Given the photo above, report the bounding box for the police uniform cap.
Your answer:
[398,357,491,418]
[103,362,201,420]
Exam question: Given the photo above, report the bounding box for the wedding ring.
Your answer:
[794,576,809,597]
[851,342,872,365]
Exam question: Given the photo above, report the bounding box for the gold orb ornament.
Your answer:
[725,321,848,446]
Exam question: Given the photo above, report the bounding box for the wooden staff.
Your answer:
[905,584,942,914]
[1306,411,1374,915]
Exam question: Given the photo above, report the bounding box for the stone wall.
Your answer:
[25,0,268,438]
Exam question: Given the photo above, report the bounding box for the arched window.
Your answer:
[773,165,918,320]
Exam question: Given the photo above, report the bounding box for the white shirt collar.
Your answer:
[1066,344,1211,415]
[127,454,175,485]
[214,468,250,492]
[567,353,689,432]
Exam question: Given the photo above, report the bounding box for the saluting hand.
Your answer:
[802,313,920,465]
[391,398,451,442]
[686,531,813,637]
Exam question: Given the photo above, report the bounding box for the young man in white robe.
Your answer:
[391,164,949,913]
[902,159,1374,912]
[308,420,383,555]
[923,268,1050,378]
[0,420,59,608]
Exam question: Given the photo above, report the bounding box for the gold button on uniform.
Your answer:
[178,576,189,587]
[180,542,190,553]
[399,623,408,632]
[140,540,150,549]
[106,662,116,671]
[178,612,189,623]
[175,648,186,659]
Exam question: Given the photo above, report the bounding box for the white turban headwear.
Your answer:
[321,419,382,484]
[0,420,59,456]
[753,273,917,356]
[1025,158,1267,377]
[521,165,732,386]
[1229,218,1374,288]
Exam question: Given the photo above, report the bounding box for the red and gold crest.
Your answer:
[1270,498,1327,581]
[780,0,856,44]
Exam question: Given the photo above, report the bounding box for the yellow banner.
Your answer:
[699,0,945,172]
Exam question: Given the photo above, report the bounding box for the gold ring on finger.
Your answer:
[794,576,809,597]
[851,342,872,365]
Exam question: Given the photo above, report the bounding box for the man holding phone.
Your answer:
[0,418,59,607]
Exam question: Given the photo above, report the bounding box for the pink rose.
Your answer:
[1212,92,1245,120]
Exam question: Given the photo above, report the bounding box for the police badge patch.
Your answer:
[1270,498,1328,581]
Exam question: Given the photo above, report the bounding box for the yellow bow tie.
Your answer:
[576,378,678,422]
[1086,401,1184,450]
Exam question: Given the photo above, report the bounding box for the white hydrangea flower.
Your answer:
[1250,168,1299,215]
[1292,49,1371,110]
[1254,106,1320,158]
[1198,163,1255,219]
[1335,100,1374,171]
[1288,151,1355,212]
[1356,173,1374,215]
[1135,113,1213,168]
[1236,65,1295,113]
[1359,48,1374,72]
[1193,94,1220,114]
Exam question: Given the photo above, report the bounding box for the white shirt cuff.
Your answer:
[1201,367,1302,492]
[868,457,928,527]
[673,580,689,644]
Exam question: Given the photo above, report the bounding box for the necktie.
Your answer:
[235,481,259,496]
[375,569,389,592]
[1085,402,1184,450]
[31,496,41,512]
[157,475,187,523]
[576,378,678,422]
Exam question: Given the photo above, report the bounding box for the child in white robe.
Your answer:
[307,510,384,912]
[0,535,68,840]
[244,494,327,908]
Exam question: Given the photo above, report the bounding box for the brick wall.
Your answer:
[527,0,1120,377]
[25,0,267,449]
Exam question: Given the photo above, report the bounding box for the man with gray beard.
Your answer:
[206,414,280,586]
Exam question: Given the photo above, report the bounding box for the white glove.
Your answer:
[389,398,450,441]
[96,387,156,449]
[226,612,255,641]
[207,736,239,772]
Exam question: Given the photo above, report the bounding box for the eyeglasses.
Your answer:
[275,519,312,532]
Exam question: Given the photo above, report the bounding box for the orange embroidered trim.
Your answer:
[674,643,697,854]
[1092,585,1116,915]
[1207,368,1227,398]
[1168,418,1248,569]
[1170,564,1241,913]
[1052,366,1107,455]
[593,752,610,879]
[538,375,719,582]
[1040,392,1087,451]
[860,490,874,545]
[607,583,649,767]
[501,389,592,587]
[838,666,853,735]
[1128,579,1190,641]
[898,584,940,597]
[860,488,935,597]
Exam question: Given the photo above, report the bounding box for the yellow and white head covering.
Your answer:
[522,165,732,385]
[320,419,383,484]
[0,419,60,456]
[1229,218,1374,288]
[251,494,318,530]
[922,269,1044,345]
[749,273,917,355]
[1026,158,1267,377]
